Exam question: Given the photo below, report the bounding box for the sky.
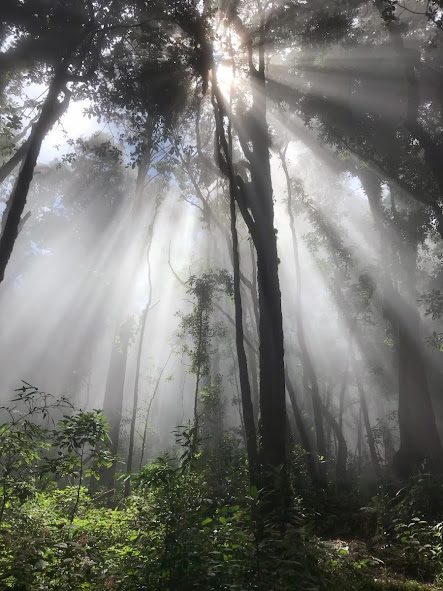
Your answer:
[41,99,101,162]
[22,83,100,163]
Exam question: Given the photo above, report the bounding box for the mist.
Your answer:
[1,0,443,579]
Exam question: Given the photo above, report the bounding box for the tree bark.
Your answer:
[319,397,348,485]
[209,15,287,510]
[97,317,132,489]
[280,149,328,488]
[360,168,443,476]
[125,201,158,496]
[354,367,382,481]
[190,307,205,456]
[393,297,443,476]
[0,68,70,283]
[0,140,30,187]
[336,360,350,483]
[230,181,258,481]
[246,51,287,502]
[285,368,319,485]
[0,93,70,189]
[139,352,172,471]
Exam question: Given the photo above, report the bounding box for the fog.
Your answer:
[1,0,442,481]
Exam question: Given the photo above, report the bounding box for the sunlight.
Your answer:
[212,19,243,99]
[215,62,237,98]
[2,2,443,585]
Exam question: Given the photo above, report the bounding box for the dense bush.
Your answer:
[371,473,443,584]
[0,389,440,590]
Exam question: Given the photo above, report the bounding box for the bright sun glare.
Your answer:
[216,63,237,97]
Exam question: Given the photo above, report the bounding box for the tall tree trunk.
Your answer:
[101,120,155,495]
[356,407,363,474]
[125,305,149,494]
[320,398,348,484]
[0,68,70,283]
[97,317,132,489]
[354,368,382,481]
[0,139,30,187]
[285,368,319,485]
[280,148,328,488]
[360,169,443,476]
[245,318,260,428]
[248,240,260,336]
[245,243,260,427]
[210,19,287,510]
[393,297,443,476]
[230,178,258,481]
[324,386,333,455]
[248,56,287,503]
[191,308,204,456]
[139,352,172,471]
[230,345,248,450]
[254,236,286,483]
[125,201,159,496]
[336,360,350,483]
[0,96,69,188]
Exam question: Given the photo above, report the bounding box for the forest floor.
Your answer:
[321,537,441,590]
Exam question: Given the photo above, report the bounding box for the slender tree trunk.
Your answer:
[71,451,84,523]
[125,202,159,495]
[0,94,70,188]
[0,140,30,187]
[245,315,260,428]
[244,245,260,427]
[285,368,319,485]
[229,346,248,450]
[394,298,443,476]
[0,68,70,283]
[248,240,260,333]
[247,60,287,504]
[320,397,348,485]
[336,361,350,483]
[230,181,258,481]
[360,169,443,476]
[139,352,172,470]
[210,25,287,510]
[280,149,328,488]
[191,308,204,456]
[97,318,132,489]
[324,385,332,454]
[124,306,148,494]
[244,252,260,432]
[354,369,382,481]
[356,407,363,474]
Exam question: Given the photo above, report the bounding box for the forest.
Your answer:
[1,0,443,589]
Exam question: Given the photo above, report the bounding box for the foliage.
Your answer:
[177,269,232,377]
[419,289,443,320]
[0,393,439,590]
[0,384,113,525]
[3,0,443,588]
[370,473,443,583]
[394,518,443,581]
[0,383,72,523]
[43,409,113,521]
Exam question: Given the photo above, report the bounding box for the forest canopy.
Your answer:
[1,0,443,589]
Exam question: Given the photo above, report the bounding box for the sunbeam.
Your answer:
[1,0,443,586]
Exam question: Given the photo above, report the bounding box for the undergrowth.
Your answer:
[0,387,441,590]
